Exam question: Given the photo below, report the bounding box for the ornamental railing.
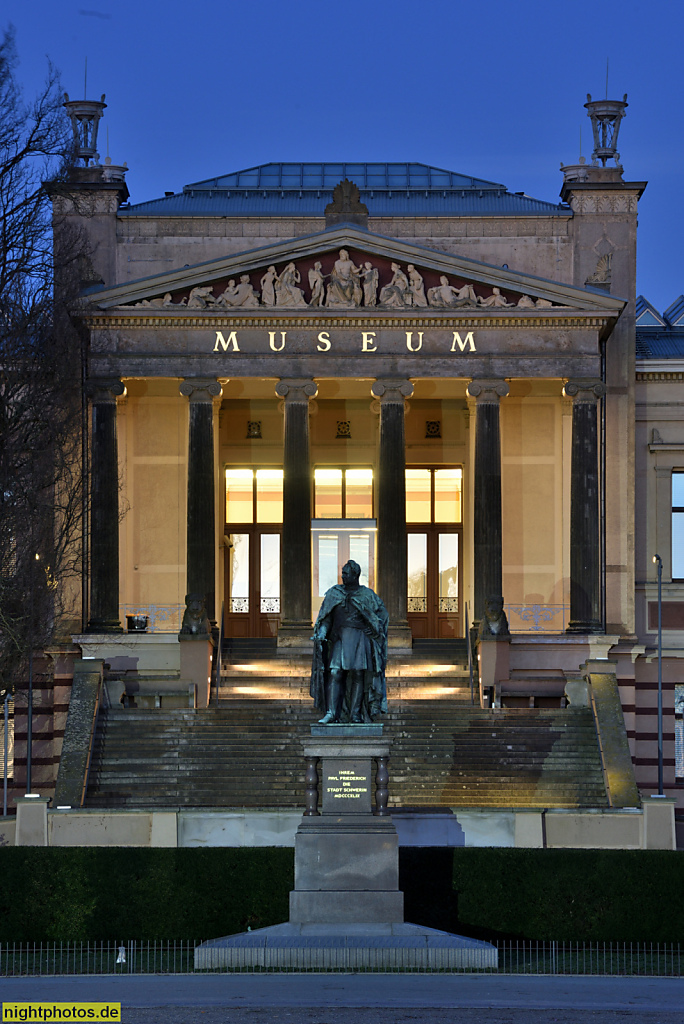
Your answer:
[505,603,569,633]
[0,940,680,975]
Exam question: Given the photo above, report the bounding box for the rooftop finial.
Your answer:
[584,92,628,168]
[63,92,107,166]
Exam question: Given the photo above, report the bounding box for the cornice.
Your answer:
[82,310,614,331]
[636,370,684,381]
[559,180,647,205]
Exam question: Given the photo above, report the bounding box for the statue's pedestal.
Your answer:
[292,726,400,924]
[290,815,403,924]
[195,724,498,969]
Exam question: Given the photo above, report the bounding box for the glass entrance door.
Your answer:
[312,523,376,620]
[407,529,461,638]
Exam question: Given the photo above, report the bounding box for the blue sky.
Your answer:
[6,0,684,310]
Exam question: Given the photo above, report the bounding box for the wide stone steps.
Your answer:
[85,698,607,810]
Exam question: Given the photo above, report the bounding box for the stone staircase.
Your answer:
[85,686,607,810]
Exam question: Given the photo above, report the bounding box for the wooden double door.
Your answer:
[224,528,281,638]
[407,527,462,639]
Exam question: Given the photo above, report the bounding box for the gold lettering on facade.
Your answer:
[209,330,480,355]
[268,331,287,352]
[214,330,240,352]
[451,331,476,353]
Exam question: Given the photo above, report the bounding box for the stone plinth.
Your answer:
[194,723,497,968]
[16,796,49,846]
[180,635,214,708]
[478,635,510,692]
[643,796,676,850]
[291,727,399,925]
[291,814,403,924]
[195,923,498,970]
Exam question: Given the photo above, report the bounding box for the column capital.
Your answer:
[466,379,509,402]
[86,378,125,403]
[371,379,414,401]
[275,378,318,401]
[563,379,605,401]
[180,378,223,401]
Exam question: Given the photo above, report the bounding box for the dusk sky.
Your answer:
[7,0,684,311]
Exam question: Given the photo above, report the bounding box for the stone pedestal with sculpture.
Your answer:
[290,726,403,925]
[194,722,498,968]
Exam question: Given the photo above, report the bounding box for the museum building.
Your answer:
[14,91,683,847]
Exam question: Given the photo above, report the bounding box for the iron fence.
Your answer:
[0,940,681,976]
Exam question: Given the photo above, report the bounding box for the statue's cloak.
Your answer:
[310,584,389,719]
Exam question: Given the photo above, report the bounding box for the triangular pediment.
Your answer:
[87,226,626,315]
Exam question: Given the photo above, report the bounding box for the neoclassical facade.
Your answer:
[27,93,682,826]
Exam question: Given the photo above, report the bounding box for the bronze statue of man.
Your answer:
[311,559,389,724]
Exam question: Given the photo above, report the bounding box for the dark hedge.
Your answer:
[0,848,293,941]
[1,847,683,942]
[449,848,684,942]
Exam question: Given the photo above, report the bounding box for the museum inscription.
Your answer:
[212,329,477,354]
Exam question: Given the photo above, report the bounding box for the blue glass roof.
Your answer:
[187,162,505,191]
[636,295,666,327]
[120,161,570,218]
[663,295,684,326]
[636,329,684,358]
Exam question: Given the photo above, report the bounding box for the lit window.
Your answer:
[406,469,431,522]
[406,468,462,524]
[226,468,283,524]
[434,468,462,523]
[673,472,684,579]
[345,469,373,519]
[256,469,283,523]
[314,469,343,518]
[226,469,254,524]
[314,468,373,519]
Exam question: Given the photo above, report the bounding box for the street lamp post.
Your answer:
[653,554,663,795]
[26,552,40,796]
[3,692,9,816]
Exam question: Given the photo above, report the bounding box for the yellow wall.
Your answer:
[500,382,569,620]
[119,381,187,621]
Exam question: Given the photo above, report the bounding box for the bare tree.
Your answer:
[0,26,87,691]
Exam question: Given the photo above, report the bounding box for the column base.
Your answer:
[566,621,603,634]
[278,624,314,649]
[85,619,122,634]
[387,624,412,649]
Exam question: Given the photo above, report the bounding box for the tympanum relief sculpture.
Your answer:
[131,250,565,311]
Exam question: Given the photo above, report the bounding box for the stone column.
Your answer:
[564,379,605,633]
[466,379,509,622]
[180,379,222,623]
[87,378,124,632]
[371,379,414,647]
[276,379,318,646]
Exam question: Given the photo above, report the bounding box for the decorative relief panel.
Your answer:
[128,248,567,312]
[569,192,639,214]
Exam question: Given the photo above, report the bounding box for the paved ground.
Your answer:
[119,1011,684,1024]
[1,974,683,1023]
